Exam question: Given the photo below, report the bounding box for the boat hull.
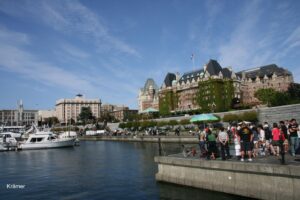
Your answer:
[20,138,75,150]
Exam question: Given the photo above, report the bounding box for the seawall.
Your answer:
[79,136,198,143]
[155,156,300,200]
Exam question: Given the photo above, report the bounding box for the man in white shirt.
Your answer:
[218,127,230,160]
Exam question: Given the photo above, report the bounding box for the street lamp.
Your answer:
[211,102,216,113]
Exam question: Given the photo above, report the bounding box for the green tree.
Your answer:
[254,88,276,106]
[43,117,59,127]
[78,107,95,125]
[288,83,300,99]
[254,88,291,107]
[159,90,178,116]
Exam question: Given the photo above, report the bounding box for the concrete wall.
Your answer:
[155,156,300,200]
[80,135,198,143]
[152,104,300,125]
[107,104,300,130]
[258,104,300,124]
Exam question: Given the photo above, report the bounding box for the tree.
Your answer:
[254,88,276,106]
[254,88,290,107]
[42,117,59,127]
[78,107,95,125]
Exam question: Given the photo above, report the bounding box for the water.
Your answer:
[0,141,246,199]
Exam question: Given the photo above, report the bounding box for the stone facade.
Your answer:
[110,108,138,122]
[138,78,159,112]
[38,109,56,122]
[237,64,293,105]
[0,100,38,126]
[159,60,241,112]
[55,94,101,123]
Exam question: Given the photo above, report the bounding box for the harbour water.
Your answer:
[0,141,246,199]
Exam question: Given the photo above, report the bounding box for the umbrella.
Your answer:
[190,114,219,123]
[238,121,251,125]
[140,107,159,114]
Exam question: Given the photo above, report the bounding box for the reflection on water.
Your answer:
[0,141,245,200]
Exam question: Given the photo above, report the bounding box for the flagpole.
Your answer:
[191,53,195,71]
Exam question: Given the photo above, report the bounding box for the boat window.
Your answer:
[30,138,37,143]
[37,138,43,142]
[51,137,56,140]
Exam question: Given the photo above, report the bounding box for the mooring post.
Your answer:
[158,137,162,156]
[280,141,285,165]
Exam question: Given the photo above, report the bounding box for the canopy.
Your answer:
[140,107,159,114]
[190,114,219,123]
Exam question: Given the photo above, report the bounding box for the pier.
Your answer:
[155,155,300,200]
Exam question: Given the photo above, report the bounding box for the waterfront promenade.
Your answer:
[155,154,300,200]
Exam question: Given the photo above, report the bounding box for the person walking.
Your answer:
[288,119,299,156]
[218,127,230,160]
[238,122,254,162]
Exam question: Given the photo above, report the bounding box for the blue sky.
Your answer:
[0,0,300,110]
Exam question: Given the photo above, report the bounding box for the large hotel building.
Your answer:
[55,94,102,123]
[138,59,294,113]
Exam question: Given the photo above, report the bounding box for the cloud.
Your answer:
[0,0,140,57]
[60,43,90,59]
[0,28,96,94]
[0,26,30,45]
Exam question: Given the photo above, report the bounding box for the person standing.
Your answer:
[238,122,254,162]
[198,129,207,158]
[257,125,266,156]
[263,122,272,155]
[279,121,289,153]
[206,128,217,160]
[288,119,299,156]
[232,127,241,159]
[270,123,280,156]
[251,125,259,158]
[218,127,230,160]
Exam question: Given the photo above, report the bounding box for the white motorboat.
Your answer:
[0,132,19,151]
[59,131,80,146]
[19,131,75,150]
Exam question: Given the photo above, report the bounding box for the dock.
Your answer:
[155,154,300,200]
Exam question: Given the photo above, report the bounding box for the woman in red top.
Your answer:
[270,123,281,156]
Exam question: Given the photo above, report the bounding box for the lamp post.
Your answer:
[211,102,216,113]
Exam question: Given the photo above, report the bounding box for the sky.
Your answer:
[0,0,300,110]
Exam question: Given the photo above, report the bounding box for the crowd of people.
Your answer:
[196,118,299,162]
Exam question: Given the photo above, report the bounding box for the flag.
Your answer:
[190,53,194,60]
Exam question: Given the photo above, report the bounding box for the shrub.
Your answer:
[241,111,258,122]
[157,121,168,127]
[169,120,178,126]
[223,113,239,122]
[180,119,190,125]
